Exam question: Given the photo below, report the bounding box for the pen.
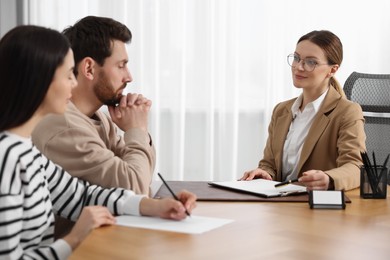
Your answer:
[361,151,377,193]
[157,173,191,217]
[375,153,390,194]
[372,151,378,178]
[274,178,299,188]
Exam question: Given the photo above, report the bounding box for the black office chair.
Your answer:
[343,72,390,169]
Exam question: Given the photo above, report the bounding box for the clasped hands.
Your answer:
[108,93,152,132]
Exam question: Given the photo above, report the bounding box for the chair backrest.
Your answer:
[343,71,390,165]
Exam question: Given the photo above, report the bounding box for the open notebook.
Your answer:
[209,179,307,198]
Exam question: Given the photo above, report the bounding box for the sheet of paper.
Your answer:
[209,179,307,197]
[116,215,233,234]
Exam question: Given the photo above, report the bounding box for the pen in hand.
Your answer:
[274,178,299,188]
[157,173,191,217]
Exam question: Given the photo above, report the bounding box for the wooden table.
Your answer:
[70,188,390,260]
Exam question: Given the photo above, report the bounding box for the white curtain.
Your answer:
[23,0,390,181]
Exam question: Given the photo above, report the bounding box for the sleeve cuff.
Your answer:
[122,194,147,216]
[123,128,151,145]
[53,239,72,259]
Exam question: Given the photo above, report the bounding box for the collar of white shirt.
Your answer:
[291,87,329,117]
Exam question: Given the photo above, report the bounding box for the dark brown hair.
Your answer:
[63,16,132,77]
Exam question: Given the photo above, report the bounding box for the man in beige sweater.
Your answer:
[32,16,156,236]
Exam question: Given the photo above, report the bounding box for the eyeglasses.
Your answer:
[287,53,329,72]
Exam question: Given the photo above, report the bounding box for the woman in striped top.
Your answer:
[0,26,196,260]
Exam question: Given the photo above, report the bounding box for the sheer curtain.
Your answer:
[23,0,390,181]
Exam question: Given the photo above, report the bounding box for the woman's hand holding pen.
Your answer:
[140,190,197,220]
[298,170,330,190]
[239,168,272,181]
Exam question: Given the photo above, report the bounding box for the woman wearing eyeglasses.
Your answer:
[240,30,365,191]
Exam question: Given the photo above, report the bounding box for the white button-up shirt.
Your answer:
[282,88,329,181]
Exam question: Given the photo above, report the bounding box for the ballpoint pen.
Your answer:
[157,173,191,216]
[274,178,299,188]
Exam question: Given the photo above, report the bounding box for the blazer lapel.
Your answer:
[296,87,341,174]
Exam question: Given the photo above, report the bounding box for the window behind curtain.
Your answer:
[19,0,390,181]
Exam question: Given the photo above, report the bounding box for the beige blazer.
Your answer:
[259,86,366,190]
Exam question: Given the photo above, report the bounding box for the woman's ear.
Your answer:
[79,57,95,80]
[328,64,339,77]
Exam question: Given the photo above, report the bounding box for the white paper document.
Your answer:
[116,215,233,234]
[209,179,307,198]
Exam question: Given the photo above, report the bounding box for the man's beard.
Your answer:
[93,71,126,107]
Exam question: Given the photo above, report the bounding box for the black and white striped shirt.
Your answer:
[0,132,144,259]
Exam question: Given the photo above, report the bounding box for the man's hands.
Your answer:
[108,93,152,132]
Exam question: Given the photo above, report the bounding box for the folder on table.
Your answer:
[209,179,306,198]
[154,180,351,203]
